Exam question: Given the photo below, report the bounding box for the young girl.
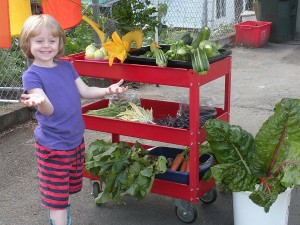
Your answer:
[19,14,128,225]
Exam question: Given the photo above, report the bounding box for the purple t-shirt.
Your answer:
[22,60,85,150]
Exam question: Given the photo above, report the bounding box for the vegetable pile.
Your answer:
[142,26,224,75]
[85,103,127,118]
[170,148,190,172]
[86,100,154,123]
[85,140,167,204]
[85,91,155,123]
[156,106,217,128]
[117,102,154,124]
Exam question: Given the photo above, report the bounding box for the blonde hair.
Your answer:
[20,14,66,60]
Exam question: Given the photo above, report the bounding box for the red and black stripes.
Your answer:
[35,141,85,209]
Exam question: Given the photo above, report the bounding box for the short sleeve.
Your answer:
[22,69,43,93]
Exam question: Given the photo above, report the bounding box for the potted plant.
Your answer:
[203,98,300,224]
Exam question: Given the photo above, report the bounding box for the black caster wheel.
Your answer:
[200,186,217,204]
[175,199,198,223]
[92,182,101,198]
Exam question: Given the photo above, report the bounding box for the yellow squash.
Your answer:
[122,29,143,49]
[82,15,108,44]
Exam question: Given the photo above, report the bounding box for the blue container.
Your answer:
[149,147,214,184]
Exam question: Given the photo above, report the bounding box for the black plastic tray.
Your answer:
[125,45,232,69]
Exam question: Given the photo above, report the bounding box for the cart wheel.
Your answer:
[92,182,101,198]
[200,186,217,204]
[175,199,198,223]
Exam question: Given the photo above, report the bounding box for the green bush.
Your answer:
[0,39,27,87]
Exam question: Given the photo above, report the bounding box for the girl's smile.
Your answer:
[30,27,59,67]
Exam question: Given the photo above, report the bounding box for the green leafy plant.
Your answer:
[111,0,159,35]
[204,98,300,212]
[0,38,27,87]
[64,7,95,55]
[65,23,95,55]
[85,139,167,204]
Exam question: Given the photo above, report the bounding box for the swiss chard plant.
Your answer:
[204,98,300,212]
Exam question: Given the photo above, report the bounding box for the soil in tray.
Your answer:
[125,45,232,69]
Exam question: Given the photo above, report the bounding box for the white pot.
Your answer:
[233,187,292,225]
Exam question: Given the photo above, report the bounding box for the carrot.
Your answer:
[185,157,190,172]
[170,153,184,171]
[179,158,188,172]
[170,148,189,171]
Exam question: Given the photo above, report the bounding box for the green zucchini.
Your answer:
[191,26,211,49]
[154,48,168,67]
[203,44,214,58]
[181,32,193,45]
[191,46,210,75]
[199,40,222,58]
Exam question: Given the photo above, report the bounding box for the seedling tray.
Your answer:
[125,45,232,69]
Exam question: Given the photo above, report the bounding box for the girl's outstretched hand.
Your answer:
[20,93,46,107]
[106,79,128,95]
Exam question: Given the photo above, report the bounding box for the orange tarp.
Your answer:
[0,0,11,49]
[0,0,31,49]
[42,0,82,30]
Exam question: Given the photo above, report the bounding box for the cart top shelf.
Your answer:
[64,52,232,88]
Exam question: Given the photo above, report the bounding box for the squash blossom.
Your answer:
[102,32,129,66]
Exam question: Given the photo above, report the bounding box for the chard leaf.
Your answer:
[204,119,255,175]
[93,146,120,162]
[111,159,129,175]
[104,172,118,193]
[156,156,167,174]
[140,167,154,177]
[281,141,300,187]
[253,101,289,176]
[98,164,112,178]
[84,161,94,171]
[136,174,153,198]
[254,98,300,177]
[124,181,138,196]
[84,140,104,162]
[249,179,286,213]
[116,169,130,188]
[211,163,258,192]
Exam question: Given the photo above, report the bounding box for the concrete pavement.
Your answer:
[1,42,300,225]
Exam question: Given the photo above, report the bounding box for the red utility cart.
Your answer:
[65,52,231,223]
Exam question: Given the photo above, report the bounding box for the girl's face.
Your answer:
[30,27,59,67]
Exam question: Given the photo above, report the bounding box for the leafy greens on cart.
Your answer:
[85,140,167,204]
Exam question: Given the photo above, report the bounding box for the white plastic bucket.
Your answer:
[233,187,292,225]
